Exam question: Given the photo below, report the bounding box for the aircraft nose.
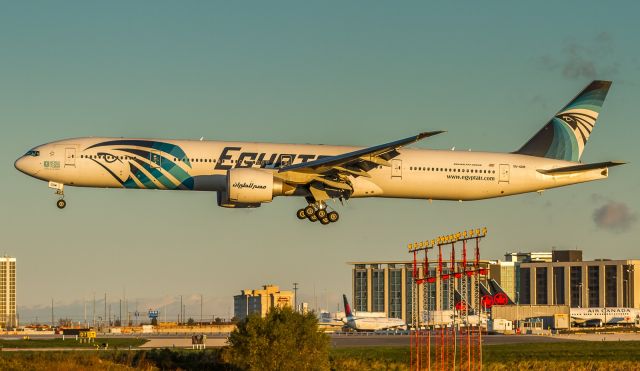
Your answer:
[14,157,27,174]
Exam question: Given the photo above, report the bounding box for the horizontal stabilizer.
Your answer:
[537,161,626,175]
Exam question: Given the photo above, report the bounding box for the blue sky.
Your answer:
[1,1,639,322]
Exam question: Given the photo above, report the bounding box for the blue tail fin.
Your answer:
[515,80,612,161]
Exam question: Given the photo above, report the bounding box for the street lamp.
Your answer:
[516,291,520,331]
[578,283,583,308]
[624,279,629,308]
[626,267,635,308]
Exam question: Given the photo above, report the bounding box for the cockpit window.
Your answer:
[25,150,40,157]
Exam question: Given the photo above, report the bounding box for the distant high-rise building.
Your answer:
[504,251,552,263]
[233,285,293,320]
[0,256,17,328]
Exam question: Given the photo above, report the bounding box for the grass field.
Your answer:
[1,341,640,370]
[0,337,148,349]
[331,342,640,370]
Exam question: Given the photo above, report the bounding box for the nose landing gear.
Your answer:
[49,181,66,209]
[296,202,339,225]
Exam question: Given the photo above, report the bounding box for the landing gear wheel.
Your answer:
[320,217,330,225]
[316,209,328,219]
[296,209,307,220]
[308,214,318,222]
[328,211,339,223]
[304,205,316,217]
[56,199,66,209]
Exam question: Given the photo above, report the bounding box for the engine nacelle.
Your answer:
[217,190,261,208]
[226,168,283,204]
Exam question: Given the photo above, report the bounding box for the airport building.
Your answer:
[0,256,17,329]
[490,251,640,308]
[233,285,293,320]
[349,261,491,325]
[489,261,518,301]
[504,251,552,263]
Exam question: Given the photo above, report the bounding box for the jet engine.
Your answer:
[224,168,284,204]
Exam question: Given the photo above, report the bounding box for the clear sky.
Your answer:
[1,1,639,323]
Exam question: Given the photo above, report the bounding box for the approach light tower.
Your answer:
[406,227,488,371]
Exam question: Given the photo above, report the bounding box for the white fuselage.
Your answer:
[571,308,640,325]
[15,137,609,201]
[345,315,406,331]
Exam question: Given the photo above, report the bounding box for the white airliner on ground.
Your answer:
[571,307,640,326]
[15,81,624,224]
[342,295,406,331]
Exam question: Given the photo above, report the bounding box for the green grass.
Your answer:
[2,341,640,370]
[0,337,148,349]
[484,341,640,362]
[331,341,640,363]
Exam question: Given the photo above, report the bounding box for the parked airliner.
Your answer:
[15,81,623,224]
[342,295,406,331]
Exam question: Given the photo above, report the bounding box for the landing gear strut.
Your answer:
[295,201,340,225]
[49,181,66,209]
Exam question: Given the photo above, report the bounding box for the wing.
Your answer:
[280,131,444,175]
[276,131,444,200]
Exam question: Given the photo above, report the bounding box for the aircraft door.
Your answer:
[64,147,76,167]
[150,150,162,169]
[279,155,294,167]
[499,164,510,183]
[391,159,402,178]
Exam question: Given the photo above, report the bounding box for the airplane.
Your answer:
[571,307,640,327]
[479,282,494,310]
[454,289,474,313]
[15,81,624,224]
[341,294,406,331]
[488,279,515,306]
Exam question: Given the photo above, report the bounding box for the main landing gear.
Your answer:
[49,181,66,209]
[296,202,340,225]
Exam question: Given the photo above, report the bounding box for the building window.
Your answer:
[406,267,413,324]
[388,270,402,319]
[570,266,582,307]
[553,267,565,305]
[605,265,617,307]
[372,270,385,312]
[354,270,368,312]
[520,268,530,304]
[624,265,632,307]
[441,267,452,310]
[536,267,548,304]
[588,266,600,308]
[426,267,437,311]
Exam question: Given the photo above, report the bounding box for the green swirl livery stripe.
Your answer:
[87,140,194,190]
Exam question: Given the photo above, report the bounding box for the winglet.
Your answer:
[417,131,446,140]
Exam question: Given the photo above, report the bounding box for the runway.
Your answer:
[7,333,632,350]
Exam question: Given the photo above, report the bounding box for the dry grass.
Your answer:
[0,352,156,371]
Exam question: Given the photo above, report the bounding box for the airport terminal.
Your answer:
[349,250,640,327]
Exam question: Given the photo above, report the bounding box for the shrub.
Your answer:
[225,307,330,370]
